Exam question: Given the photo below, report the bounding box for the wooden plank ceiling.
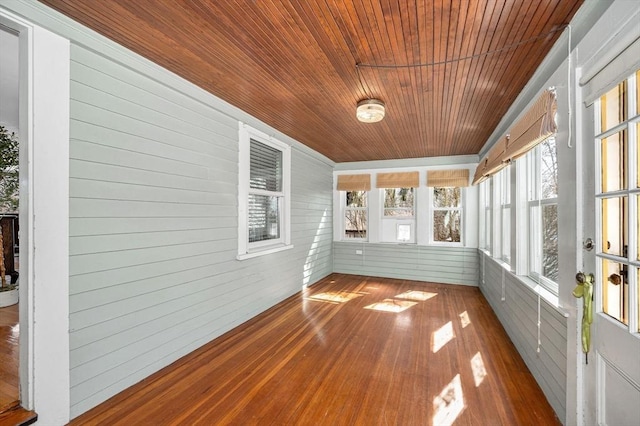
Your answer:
[39,0,584,163]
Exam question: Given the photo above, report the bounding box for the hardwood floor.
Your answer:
[71,274,560,425]
[0,303,19,413]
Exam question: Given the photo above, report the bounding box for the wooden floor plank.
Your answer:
[0,303,19,413]
[0,402,37,426]
[71,274,561,425]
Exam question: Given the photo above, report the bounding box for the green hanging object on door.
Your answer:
[573,272,594,363]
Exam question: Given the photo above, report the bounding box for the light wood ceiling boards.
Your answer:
[39,0,584,163]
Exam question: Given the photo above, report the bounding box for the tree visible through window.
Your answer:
[527,137,558,287]
[433,187,462,243]
[345,191,367,239]
[540,138,558,281]
[384,187,414,217]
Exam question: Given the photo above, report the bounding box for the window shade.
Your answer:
[427,169,469,187]
[337,174,371,191]
[250,139,282,191]
[472,136,508,185]
[472,90,556,185]
[504,90,557,160]
[580,34,640,106]
[376,171,419,188]
[472,162,489,185]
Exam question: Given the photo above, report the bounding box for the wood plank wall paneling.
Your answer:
[68,43,333,417]
[478,250,568,420]
[333,242,479,286]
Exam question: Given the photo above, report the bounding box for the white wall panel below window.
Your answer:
[334,242,478,286]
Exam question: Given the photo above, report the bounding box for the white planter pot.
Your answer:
[0,287,18,307]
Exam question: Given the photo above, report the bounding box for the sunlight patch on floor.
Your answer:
[459,310,471,328]
[395,290,437,301]
[432,374,465,426]
[394,314,413,329]
[432,321,455,353]
[471,352,487,387]
[306,291,363,304]
[364,299,417,313]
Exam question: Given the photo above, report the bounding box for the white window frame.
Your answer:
[342,190,369,241]
[381,187,416,243]
[237,123,292,260]
[526,138,559,294]
[429,186,464,246]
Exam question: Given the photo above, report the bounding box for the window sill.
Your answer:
[237,243,294,260]
[513,275,566,316]
[429,241,465,247]
[479,251,567,317]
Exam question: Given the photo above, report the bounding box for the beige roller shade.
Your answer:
[427,169,470,187]
[504,90,557,160]
[376,171,419,188]
[336,174,371,191]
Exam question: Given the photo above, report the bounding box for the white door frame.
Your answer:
[0,7,70,425]
[579,52,640,426]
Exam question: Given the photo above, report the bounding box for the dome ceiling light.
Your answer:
[356,99,385,123]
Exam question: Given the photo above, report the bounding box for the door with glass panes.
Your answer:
[582,69,640,425]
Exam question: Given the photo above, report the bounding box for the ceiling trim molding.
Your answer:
[334,154,479,171]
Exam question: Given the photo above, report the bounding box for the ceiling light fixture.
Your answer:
[356,99,385,123]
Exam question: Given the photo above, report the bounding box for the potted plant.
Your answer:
[0,125,19,307]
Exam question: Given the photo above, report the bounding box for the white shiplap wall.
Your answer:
[68,44,333,417]
[333,242,479,286]
[478,251,568,421]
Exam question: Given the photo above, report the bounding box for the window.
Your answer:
[595,72,639,329]
[238,124,291,259]
[498,167,511,263]
[383,188,414,217]
[480,180,492,252]
[334,170,467,245]
[525,136,558,292]
[248,141,282,243]
[344,190,368,239]
[432,187,462,243]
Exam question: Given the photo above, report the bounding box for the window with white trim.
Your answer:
[238,124,291,259]
[432,187,463,243]
[525,136,558,292]
[344,190,368,239]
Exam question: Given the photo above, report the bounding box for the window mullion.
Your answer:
[515,160,528,275]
